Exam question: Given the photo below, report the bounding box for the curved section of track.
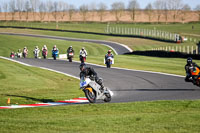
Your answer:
[10,58,200,103]
[0,32,132,55]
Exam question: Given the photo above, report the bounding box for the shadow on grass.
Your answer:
[125,51,200,60]
[4,94,55,103]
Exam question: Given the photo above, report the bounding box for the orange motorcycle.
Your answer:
[190,66,200,86]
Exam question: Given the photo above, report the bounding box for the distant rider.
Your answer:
[105,50,114,61]
[42,45,48,57]
[17,49,22,58]
[67,46,74,58]
[33,46,40,58]
[79,47,87,63]
[79,63,104,91]
[23,47,28,58]
[185,57,200,84]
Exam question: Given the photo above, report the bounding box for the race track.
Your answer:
[1,32,200,103]
[12,58,200,103]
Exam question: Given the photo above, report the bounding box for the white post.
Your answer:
[187,46,189,54]
[191,46,193,54]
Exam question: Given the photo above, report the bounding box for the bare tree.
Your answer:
[111,2,125,22]
[195,5,200,22]
[128,0,140,23]
[89,2,96,21]
[52,1,59,22]
[3,3,8,21]
[79,4,89,22]
[59,1,68,21]
[16,0,25,21]
[145,3,153,22]
[181,4,191,23]
[97,2,107,22]
[29,0,39,21]
[9,0,16,21]
[38,1,46,22]
[46,0,53,22]
[153,0,165,23]
[24,0,31,22]
[68,4,75,22]
[167,0,183,22]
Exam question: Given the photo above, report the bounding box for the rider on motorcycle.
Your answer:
[42,45,48,51]
[33,46,40,58]
[67,46,74,57]
[185,57,200,84]
[105,50,114,61]
[79,47,87,63]
[79,63,104,90]
[23,47,28,58]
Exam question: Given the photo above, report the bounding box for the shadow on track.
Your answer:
[113,88,200,92]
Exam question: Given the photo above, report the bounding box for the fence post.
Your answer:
[187,46,189,54]
[191,46,193,54]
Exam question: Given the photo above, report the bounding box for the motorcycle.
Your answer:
[80,55,86,63]
[67,52,74,62]
[80,76,112,103]
[42,49,48,59]
[189,66,200,86]
[105,57,114,68]
[52,49,59,60]
[33,49,40,59]
[23,51,28,58]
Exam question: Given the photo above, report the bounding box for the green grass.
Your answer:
[0,59,83,106]
[0,59,200,133]
[1,22,200,35]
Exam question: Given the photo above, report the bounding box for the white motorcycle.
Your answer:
[33,49,40,59]
[80,76,112,103]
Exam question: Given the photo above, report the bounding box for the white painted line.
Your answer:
[101,43,118,55]
[0,56,79,80]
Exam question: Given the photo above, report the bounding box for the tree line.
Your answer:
[0,0,200,23]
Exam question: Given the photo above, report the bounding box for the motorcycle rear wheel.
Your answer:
[84,89,96,103]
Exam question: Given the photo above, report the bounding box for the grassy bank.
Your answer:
[0,28,197,51]
[0,22,200,36]
[0,58,200,133]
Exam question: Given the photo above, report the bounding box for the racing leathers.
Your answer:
[80,66,104,90]
[185,62,200,83]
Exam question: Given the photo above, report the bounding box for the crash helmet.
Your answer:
[108,50,112,53]
[35,46,38,49]
[54,45,56,48]
[82,47,85,50]
[79,63,86,71]
[70,46,72,48]
[187,57,192,65]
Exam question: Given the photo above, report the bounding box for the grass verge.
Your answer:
[0,58,200,133]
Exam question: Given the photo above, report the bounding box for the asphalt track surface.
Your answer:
[12,58,200,103]
[1,32,200,103]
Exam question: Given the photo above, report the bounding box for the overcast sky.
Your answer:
[0,0,199,9]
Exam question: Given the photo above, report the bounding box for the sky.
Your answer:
[0,0,199,10]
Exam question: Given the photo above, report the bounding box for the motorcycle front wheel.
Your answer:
[84,88,96,103]
[104,93,111,102]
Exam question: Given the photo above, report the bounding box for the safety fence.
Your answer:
[151,45,199,54]
[105,26,181,42]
